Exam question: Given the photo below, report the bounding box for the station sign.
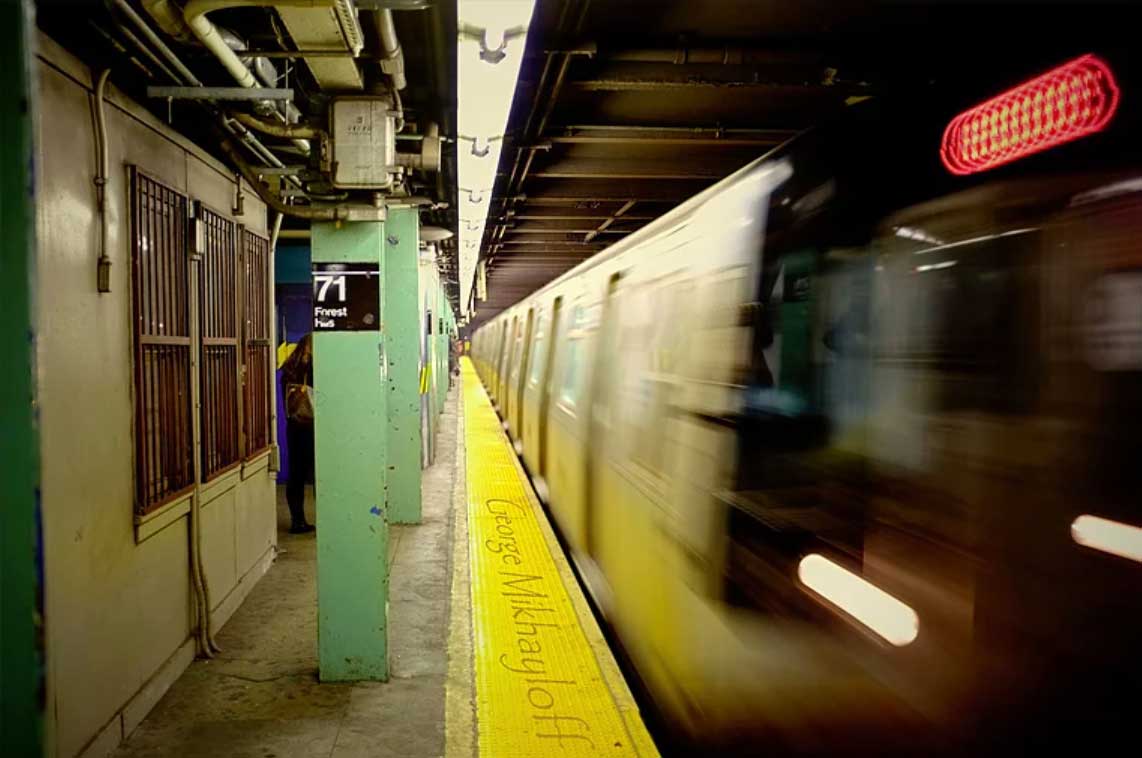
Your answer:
[312,262,380,331]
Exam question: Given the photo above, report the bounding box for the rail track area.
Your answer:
[455,358,658,757]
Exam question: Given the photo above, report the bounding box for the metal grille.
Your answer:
[242,229,272,457]
[198,205,241,480]
[130,169,194,514]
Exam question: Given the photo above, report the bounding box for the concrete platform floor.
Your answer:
[115,387,465,758]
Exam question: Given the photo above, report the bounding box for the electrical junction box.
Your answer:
[330,98,396,189]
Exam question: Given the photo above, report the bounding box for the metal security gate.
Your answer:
[197,204,241,481]
[130,169,194,514]
[242,229,272,457]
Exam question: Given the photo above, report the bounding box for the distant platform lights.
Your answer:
[457,0,538,316]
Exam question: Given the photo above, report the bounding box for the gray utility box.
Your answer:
[330,98,396,189]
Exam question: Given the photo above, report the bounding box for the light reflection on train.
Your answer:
[471,54,1142,754]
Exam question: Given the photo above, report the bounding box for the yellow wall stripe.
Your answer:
[461,358,659,757]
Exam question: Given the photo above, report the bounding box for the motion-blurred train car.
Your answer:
[472,51,1142,754]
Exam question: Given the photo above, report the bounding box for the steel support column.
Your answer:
[312,221,389,681]
[383,206,421,524]
[1,0,42,751]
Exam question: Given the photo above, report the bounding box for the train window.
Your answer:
[559,305,587,407]
[559,341,583,407]
[528,309,546,387]
[873,225,1041,414]
[616,282,662,475]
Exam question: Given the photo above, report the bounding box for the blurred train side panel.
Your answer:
[472,51,1142,754]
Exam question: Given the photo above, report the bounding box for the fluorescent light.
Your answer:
[457,0,537,316]
[915,260,957,273]
[1072,515,1142,563]
[798,554,920,646]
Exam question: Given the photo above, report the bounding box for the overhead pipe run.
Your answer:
[373,8,407,91]
[182,0,337,151]
[109,0,304,179]
[395,122,442,172]
[231,111,325,140]
[219,134,436,219]
[219,134,375,220]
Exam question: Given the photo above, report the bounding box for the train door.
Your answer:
[538,296,563,481]
[493,318,509,407]
[521,304,546,473]
[505,316,521,426]
[499,316,517,413]
[511,308,535,446]
[585,273,623,556]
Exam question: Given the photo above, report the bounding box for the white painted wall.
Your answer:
[35,35,277,758]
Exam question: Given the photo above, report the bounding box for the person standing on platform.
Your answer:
[281,333,316,534]
[450,337,461,381]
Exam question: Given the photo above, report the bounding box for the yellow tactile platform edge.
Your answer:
[461,358,660,757]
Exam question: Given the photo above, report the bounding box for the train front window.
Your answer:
[872,223,1042,416]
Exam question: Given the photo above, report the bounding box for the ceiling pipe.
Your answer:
[373,8,407,91]
[219,133,383,220]
[108,0,202,85]
[182,0,332,150]
[231,111,325,139]
[143,0,305,128]
[107,0,314,205]
[395,121,441,172]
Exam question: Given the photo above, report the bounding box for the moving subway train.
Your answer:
[472,53,1142,754]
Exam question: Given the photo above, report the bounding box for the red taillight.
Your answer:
[941,54,1120,175]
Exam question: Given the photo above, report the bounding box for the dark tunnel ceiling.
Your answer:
[471,0,1128,330]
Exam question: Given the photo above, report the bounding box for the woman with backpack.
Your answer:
[281,333,316,534]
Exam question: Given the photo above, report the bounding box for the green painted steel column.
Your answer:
[382,206,421,523]
[1,0,42,753]
[1,0,42,752]
[312,221,389,682]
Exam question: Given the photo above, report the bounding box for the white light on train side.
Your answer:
[1072,515,1142,563]
[798,554,920,646]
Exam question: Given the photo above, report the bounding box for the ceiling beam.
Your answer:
[495,237,606,246]
[546,134,783,146]
[570,78,833,92]
[585,199,637,243]
[511,213,656,221]
[500,179,709,203]
[506,221,640,234]
[530,169,721,180]
[555,124,798,138]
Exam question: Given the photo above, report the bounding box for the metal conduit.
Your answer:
[374,8,407,90]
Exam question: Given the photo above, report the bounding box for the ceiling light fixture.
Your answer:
[456,0,537,316]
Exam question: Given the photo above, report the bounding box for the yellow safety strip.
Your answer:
[461,358,659,757]
[420,364,431,395]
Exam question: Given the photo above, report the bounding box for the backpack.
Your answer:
[285,382,314,424]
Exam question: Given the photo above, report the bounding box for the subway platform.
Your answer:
[112,360,657,758]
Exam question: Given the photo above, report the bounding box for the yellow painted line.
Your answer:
[461,358,659,757]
